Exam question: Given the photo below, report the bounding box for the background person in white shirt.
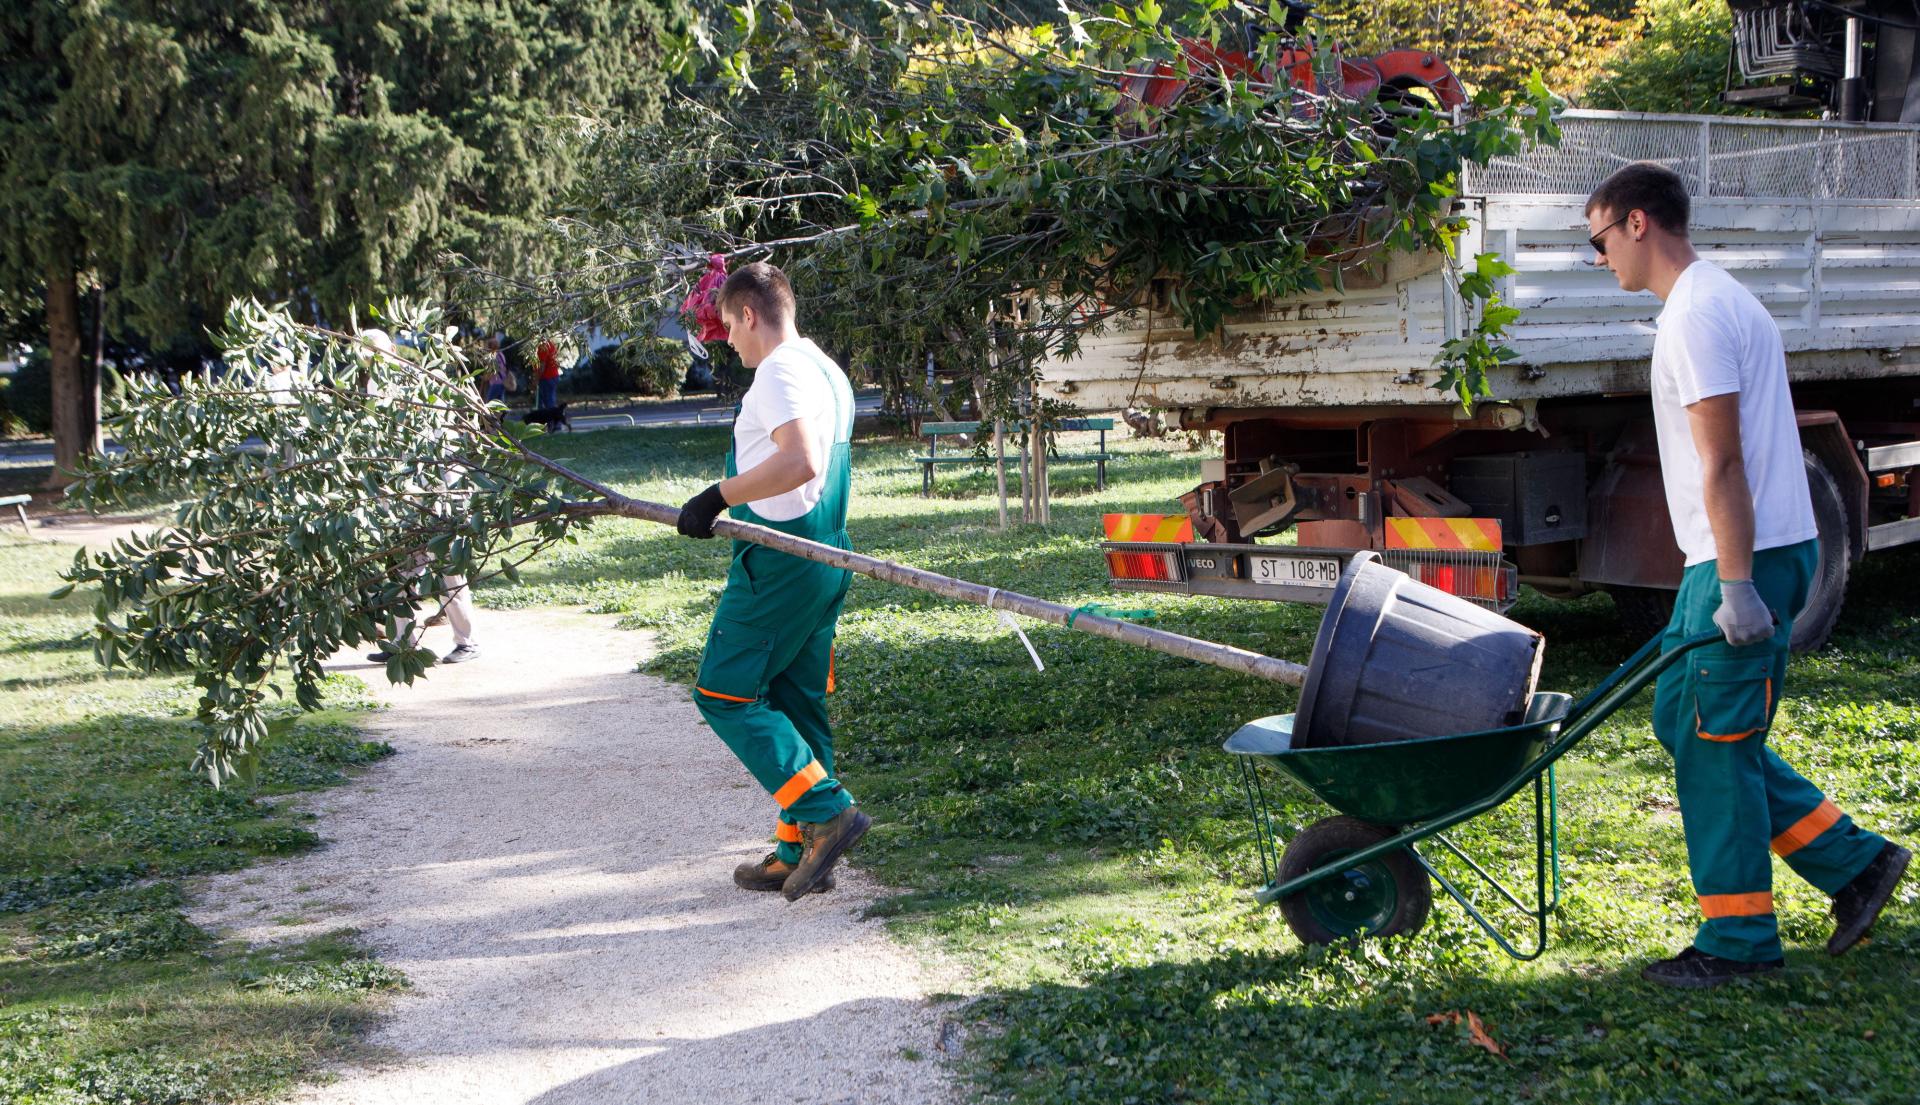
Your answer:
[1585,162,1907,988]
[355,328,480,665]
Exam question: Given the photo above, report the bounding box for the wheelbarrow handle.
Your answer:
[1541,628,1727,769]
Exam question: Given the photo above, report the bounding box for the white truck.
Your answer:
[1046,110,1920,649]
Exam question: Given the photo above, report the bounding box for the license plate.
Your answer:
[1250,554,1342,588]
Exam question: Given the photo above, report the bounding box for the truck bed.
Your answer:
[1037,111,1920,411]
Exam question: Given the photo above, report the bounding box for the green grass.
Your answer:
[480,423,1920,1105]
[0,535,403,1105]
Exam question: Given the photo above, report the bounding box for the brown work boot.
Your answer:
[733,852,833,894]
[782,806,871,901]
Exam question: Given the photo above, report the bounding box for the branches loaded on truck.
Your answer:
[1063,107,1920,651]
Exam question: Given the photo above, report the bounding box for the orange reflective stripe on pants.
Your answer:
[773,760,827,809]
[697,686,756,703]
[1773,799,1843,858]
[775,820,803,844]
[1699,891,1774,919]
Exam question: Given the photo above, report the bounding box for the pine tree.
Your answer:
[0,0,687,488]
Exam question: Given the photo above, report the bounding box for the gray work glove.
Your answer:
[1713,579,1775,647]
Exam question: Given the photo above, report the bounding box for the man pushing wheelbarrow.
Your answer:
[1226,166,1911,985]
[1584,163,1909,987]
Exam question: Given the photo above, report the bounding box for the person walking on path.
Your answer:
[355,328,482,667]
[483,337,511,404]
[1585,163,1910,989]
[536,337,562,410]
[675,261,868,901]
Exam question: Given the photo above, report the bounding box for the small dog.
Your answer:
[522,404,572,433]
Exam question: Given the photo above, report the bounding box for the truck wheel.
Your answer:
[1792,447,1851,653]
[1276,816,1430,945]
[1606,585,1675,644]
[1606,450,1850,653]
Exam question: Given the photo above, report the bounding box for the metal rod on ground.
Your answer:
[606,492,1307,687]
[993,418,1009,530]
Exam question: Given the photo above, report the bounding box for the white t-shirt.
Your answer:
[732,337,854,522]
[1650,261,1817,567]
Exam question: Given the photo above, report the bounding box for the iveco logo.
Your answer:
[1190,558,1217,569]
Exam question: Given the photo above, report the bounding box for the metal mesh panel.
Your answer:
[1467,111,1920,201]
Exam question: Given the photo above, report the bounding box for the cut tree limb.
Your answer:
[599,490,1308,688]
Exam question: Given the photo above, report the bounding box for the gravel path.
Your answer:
[187,608,964,1105]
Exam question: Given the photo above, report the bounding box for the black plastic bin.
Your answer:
[1294,551,1545,748]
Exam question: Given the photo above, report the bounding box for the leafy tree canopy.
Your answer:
[1581,0,1744,116]
[478,0,1559,414]
[68,1,1562,777]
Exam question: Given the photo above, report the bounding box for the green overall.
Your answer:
[694,359,855,865]
[1652,539,1886,962]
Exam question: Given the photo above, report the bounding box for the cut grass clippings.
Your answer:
[480,423,1920,1105]
[0,535,403,1105]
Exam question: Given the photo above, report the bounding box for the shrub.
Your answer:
[574,337,688,397]
[0,353,128,434]
[0,351,51,433]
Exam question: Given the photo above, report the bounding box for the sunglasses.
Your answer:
[1588,213,1631,256]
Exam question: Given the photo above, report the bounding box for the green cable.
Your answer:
[1066,602,1158,628]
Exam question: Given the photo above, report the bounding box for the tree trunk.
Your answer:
[44,266,94,491]
[86,285,105,452]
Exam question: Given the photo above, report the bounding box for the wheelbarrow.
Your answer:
[1226,628,1725,959]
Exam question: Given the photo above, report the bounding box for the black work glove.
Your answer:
[677,483,730,539]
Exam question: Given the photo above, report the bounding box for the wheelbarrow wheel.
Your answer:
[1277,816,1431,945]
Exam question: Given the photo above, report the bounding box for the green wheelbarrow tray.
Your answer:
[1227,629,1725,959]
[1224,691,1576,826]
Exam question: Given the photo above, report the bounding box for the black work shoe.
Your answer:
[366,650,394,663]
[733,852,834,894]
[1641,945,1783,989]
[782,806,871,902]
[441,643,480,664]
[1829,842,1912,956]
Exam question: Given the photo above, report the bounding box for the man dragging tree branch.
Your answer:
[676,262,868,900]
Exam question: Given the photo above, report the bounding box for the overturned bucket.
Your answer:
[1294,551,1544,748]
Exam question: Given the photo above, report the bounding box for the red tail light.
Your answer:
[1106,549,1181,582]
[1399,560,1513,605]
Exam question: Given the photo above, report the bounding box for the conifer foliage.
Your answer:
[0,0,688,487]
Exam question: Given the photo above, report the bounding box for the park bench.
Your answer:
[1,494,30,534]
[917,418,1114,497]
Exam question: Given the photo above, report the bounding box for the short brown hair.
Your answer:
[715,261,797,326]
[1585,162,1691,236]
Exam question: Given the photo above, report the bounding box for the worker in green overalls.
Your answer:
[676,261,868,901]
[1586,163,1910,988]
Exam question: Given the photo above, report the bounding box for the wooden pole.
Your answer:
[993,417,1009,530]
[606,491,1307,687]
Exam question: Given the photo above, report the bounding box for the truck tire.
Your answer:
[1606,585,1675,645]
[1604,450,1849,653]
[1792,446,1851,653]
